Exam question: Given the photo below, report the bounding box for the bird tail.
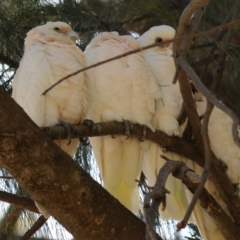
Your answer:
[143,144,191,220]
[184,160,226,240]
[91,135,144,214]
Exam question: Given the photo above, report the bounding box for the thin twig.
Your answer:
[0,176,13,179]
[174,2,210,155]
[178,58,240,147]
[42,121,202,160]
[0,190,39,213]
[191,53,219,69]
[42,19,240,95]
[171,161,240,238]
[200,0,240,82]
[176,0,209,43]
[172,0,210,83]
[144,160,179,240]
[180,101,213,227]
[21,215,47,240]
[190,42,215,50]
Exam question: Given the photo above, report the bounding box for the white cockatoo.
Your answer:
[138,25,230,239]
[186,97,234,240]
[138,25,191,221]
[12,21,89,217]
[12,21,89,157]
[84,31,161,214]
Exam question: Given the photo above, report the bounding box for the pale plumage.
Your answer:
[12,22,89,217]
[84,32,161,214]
[138,25,230,239]
[12,21,89,157]
[189,97,234,240]
[138,25,190,221]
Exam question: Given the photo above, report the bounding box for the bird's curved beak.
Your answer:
[67,30,79,41]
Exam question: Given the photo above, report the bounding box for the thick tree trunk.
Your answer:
[0,86,145,240]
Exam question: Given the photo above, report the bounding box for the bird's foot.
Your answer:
[82,119,97,133]
[123,120,133,139]
[219,159,228,172]
[57,119,74,145]
[138,124,147,142]
[80,119,97,145]
[232,183,239,196]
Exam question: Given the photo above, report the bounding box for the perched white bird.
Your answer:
[188,97,232,240]
[138,25,190,221]
[12,21,89,157]
[12,21,89,217]
[84,31,161,214]
[138,25,228,239]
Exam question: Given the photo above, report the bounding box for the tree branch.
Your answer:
[0,190,39,213]
[178,58,240,147]
[144,158,240,239]
[172,161,240,239]
[21,216,47,240]
[144,159,175,240]
[0,86,146,240]
[42,122,203,165]
[180,101,213,227]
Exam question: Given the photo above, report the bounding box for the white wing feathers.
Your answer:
[138,25,234,239]
[12,45,47,126]
[138,26,191,220]
[13,22,89,218]
[85,31,161,213]
[13,22,89,158]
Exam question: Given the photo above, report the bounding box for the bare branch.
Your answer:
[201,0,240,82]
[173,1,209,156]
[172,161,240,239]
[178,70,203,148]
[175,0,210,46]
[173,0,210,82]
[178,58,240,147]
[21,215,47,240]
[0,190,39,213]
[190,42,215,50]
[144,160,177,240]
[144,158,240,239]
[41,122,201,164]
[191,53,220,69]
[181,101,213,227]
[0,176,13,179]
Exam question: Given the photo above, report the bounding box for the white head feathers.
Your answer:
[25,21,79,49]
[138,25,176,54]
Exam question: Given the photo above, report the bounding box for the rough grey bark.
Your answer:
[0,86,145,240]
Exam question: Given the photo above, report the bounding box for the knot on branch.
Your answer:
[144,186,170,210]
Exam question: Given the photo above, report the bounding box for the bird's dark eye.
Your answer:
[54,27,61,32]
[155,37,163,43]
